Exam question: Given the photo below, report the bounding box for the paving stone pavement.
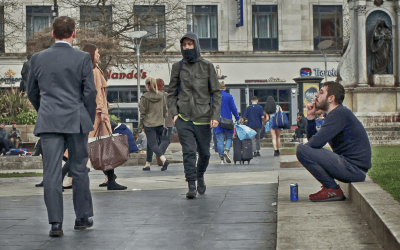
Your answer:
[0,149,279,250]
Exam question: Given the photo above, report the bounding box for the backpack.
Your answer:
[274,106,289,129]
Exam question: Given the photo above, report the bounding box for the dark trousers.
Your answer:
[296,144,367,189]
[159,127,173,154]
[175,118,211,181]
[251,128,261,151]
[295,128,306,139]
[41,133,93,224]
[144,125,164,163]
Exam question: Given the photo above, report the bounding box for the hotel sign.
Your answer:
[0,69,22,85]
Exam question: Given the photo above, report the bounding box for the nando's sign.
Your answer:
[106,69,147,80]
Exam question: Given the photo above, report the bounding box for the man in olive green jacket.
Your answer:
[168,32,222,199]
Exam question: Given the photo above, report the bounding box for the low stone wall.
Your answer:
[0,152,158,170]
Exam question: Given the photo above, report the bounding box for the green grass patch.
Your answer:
[0,173,43,178]
[280,148,297,155]
[368,145,400,203]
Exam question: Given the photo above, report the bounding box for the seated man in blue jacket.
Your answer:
[296,81,371,202]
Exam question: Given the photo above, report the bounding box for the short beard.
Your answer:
[316,99,328,111]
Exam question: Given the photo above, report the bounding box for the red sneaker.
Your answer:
[309,186,324,198]
[309,186,346,202]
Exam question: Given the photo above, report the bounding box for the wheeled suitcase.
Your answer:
[233,137,242,164]
[241,139,253,164]
[233,137,253,164]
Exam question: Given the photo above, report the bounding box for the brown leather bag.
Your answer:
[88,123,129,171]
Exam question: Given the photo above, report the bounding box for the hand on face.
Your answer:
[306,101,317,120]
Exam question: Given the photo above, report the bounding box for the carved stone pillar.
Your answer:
[396,5,400,85]
[356,5,368,87]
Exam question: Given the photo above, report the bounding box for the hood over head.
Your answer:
[180,32,201,62]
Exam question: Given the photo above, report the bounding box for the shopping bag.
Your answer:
[88,123,129,171]
[234,123,257,140]
[273,106,289,129]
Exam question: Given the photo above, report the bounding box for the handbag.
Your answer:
[88,122,129,171]
[220,117,234,130]
[274,106,289,129]
[234,123,257,140]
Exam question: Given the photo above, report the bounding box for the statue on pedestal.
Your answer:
[370,20,392,74]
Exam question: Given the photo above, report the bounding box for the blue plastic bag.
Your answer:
[235,123,257,140]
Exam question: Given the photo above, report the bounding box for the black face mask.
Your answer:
[182,49,197,63]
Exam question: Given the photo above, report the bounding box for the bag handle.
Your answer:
[95,121,114,141]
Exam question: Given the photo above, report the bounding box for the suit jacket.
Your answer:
[27,43,97,135]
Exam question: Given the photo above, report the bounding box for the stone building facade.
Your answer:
[1,0,356,128]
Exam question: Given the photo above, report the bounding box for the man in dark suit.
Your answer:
[27,16,97,237]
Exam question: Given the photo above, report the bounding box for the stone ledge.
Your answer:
[0,152,183,170]
[340,177,400,250]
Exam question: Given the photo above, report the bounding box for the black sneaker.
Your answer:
[186,181,197,199]
[142,166,150,171]
[74,217,93,230]
[197,177,206,195]
[256,152,261,157]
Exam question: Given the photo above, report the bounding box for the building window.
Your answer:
[134,5,166,51]
[313,5,343,51]
[80,5,112,35]
[252,5,278,51]
[0,6,4,53]
[187,5,218,51]
[26,6,54,40]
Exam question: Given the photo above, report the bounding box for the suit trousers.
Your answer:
[175,118,211,181]
[41,133,93,224]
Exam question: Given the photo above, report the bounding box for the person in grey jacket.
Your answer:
[136,129,147,151]
[139,77,169,171]
[0,124,8,140]
[167,32,222,199]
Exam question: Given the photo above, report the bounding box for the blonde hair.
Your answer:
[145,77,158,93]
[219,81,226,90]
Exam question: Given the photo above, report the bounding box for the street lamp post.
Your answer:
[317,40,333,83]
[126,31,147,127]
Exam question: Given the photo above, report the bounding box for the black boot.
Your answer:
[106,170,127,190]
[197,175,206,195]
[186,180,197,199]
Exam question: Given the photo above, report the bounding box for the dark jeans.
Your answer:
[144,125,164,163]
[159,127,173,154]
[295,128,306,139]
[251,128,261,151]
[296,144,367,189]
[175,117,211,181]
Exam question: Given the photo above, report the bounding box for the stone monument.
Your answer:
[336,0,400,126]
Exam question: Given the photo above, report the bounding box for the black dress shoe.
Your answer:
[161,160,169,171]
[63,185,72,189]
[74,217,93,230]
[35,181,44,187]
[49,223,63,237]
[99,182,107,187]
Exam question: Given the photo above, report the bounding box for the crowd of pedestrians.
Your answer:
[19,16,372,237]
